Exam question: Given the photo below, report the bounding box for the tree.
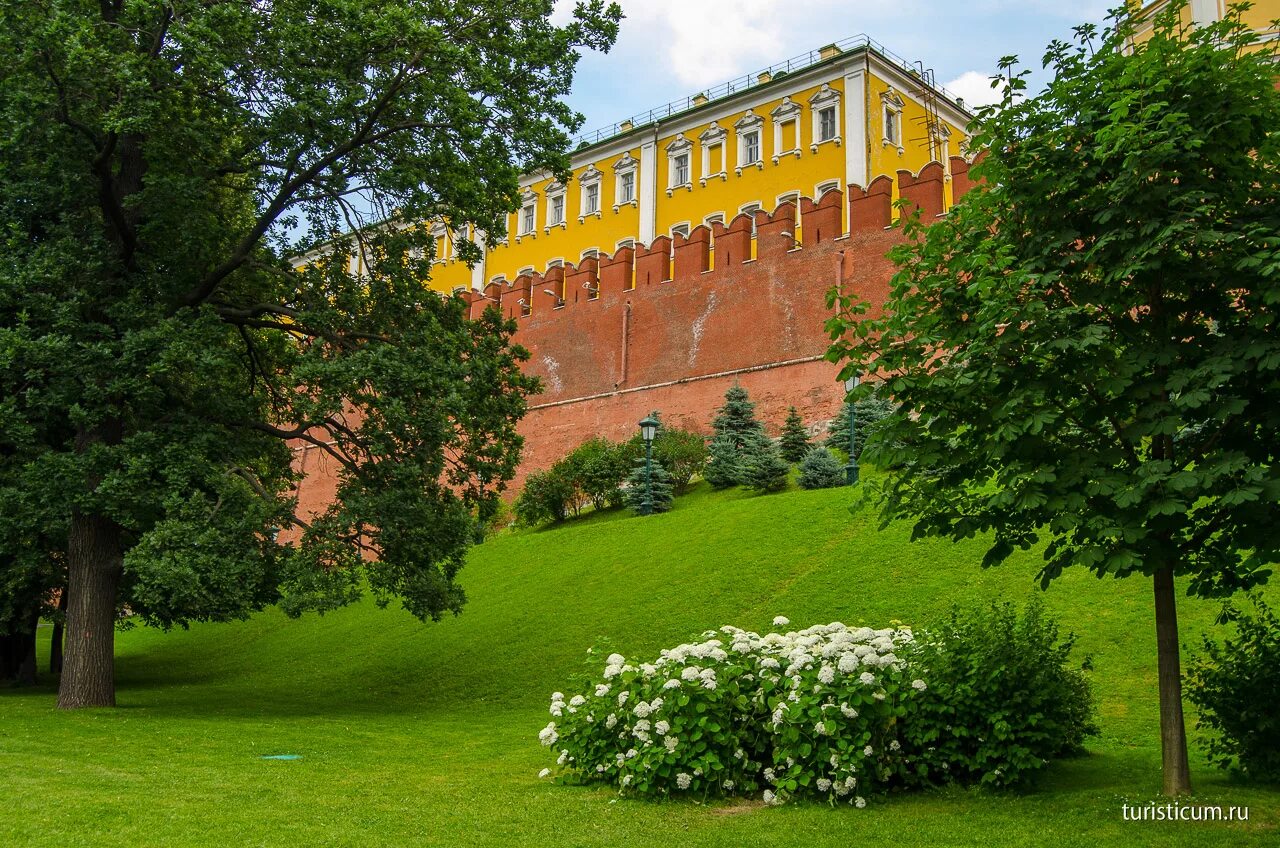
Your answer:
[626,416,708,492]
[0,1,620,708]
[568,438,631,511]
[704,433,744,489]
[824,394,896,462]
[826,2,1280,795]
[778,407,811,463]
[742,436,790,494]
[797,447,845,490]
[704,384,767,488]
[711,385,766,449]
[624,456,675,515]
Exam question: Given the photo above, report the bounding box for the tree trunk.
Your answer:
[50,590,67,675]
[1153,565,1192,796]
[57,512,122,709]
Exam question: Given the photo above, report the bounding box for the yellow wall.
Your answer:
[865,71,966,211]
[654,80,846,238]
[415,49,972,290]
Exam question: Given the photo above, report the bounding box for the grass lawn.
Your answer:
[2,482,1277,847]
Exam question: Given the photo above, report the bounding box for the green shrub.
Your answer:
[1186,594,1280,782]
[778,407,812,463]
[541,602,1096,803]
[825,394,897,461]
[900,597,1098,788]
[703,432,743,489]
[627,423,707,493]
[564,438,631,510]
[742,437,789,494]
[514,469,575,526]
[623,457,674,515]
[540,620,924,805]
[797,447,845,490]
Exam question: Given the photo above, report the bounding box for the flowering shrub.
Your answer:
[539,604,1096,805]
[540,618,925,806]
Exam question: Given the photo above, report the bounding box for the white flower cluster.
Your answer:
[538,619,926,807]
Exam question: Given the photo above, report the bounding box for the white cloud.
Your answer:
[944,70,1006,108]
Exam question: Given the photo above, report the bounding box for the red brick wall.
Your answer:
[295,160,975,504]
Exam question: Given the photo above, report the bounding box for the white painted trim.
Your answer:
[844,68,867,190]
[639,140,657,244]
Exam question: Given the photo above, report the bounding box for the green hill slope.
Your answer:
[3,483,1276,847]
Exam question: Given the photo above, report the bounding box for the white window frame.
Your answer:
[615,238,636,251]
[669,222,691,261]
[517,191,538,239]
[881,88,905,152]
[698,123,728,187]
[734,111,765,175]
[739,201,763,238]
[770,97,803,165]
[815,179,841,199]
[544,182,566,232]
[613,153,638,210]
[809,84,842,151]
[703,212,725,228]
[578,165,603,221]
[665,134,694,196]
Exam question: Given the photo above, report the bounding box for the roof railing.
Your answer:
[571,33,963,149]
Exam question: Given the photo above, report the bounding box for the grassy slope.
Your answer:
[1,482,1276,847]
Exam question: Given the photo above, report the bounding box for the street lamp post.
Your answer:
[639,414,660,515]
[844,375,860,486]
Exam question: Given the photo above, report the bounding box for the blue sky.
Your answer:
[554,0,1118,136]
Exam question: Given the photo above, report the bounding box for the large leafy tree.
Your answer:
[0,0,620,708]
[827,2,1280,795]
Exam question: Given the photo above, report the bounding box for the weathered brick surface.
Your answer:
[294,163,973,503]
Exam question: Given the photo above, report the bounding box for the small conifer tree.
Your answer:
[703,432,743,489]
[798,447,846,490]
[624,456,675,515]
[711,384,766,448]
[779,406,811,463]
[742,436,790,493]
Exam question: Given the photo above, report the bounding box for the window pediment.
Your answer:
[770,97,802,121]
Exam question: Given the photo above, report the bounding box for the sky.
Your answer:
[553,0,1118,138]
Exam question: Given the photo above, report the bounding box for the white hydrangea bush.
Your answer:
[538,619,928,806]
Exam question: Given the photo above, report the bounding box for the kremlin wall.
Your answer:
[292,157,978,514]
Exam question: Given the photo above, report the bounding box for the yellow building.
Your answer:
[1128,0,1280,45]
[426,36,972,293]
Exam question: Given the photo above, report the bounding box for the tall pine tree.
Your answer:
[779,407,811,463]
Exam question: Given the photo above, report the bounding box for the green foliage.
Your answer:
[623,456,675,515]
[0,0,621,701]
[1186,595,1280,781]
[645,427,709,493]
[826,2,1280,594]
[824,394,896,462]
[703,433,744,489]
[797,447,846,490]
[541,622,925,804]
[544,604,1096,803]
[711,385,766,449]
[742,437,790,494]
[901,598,1098,789]
[704,385,767,488]
[514,469,575,527]
[562,438,631,511]
[778,407,811,463]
